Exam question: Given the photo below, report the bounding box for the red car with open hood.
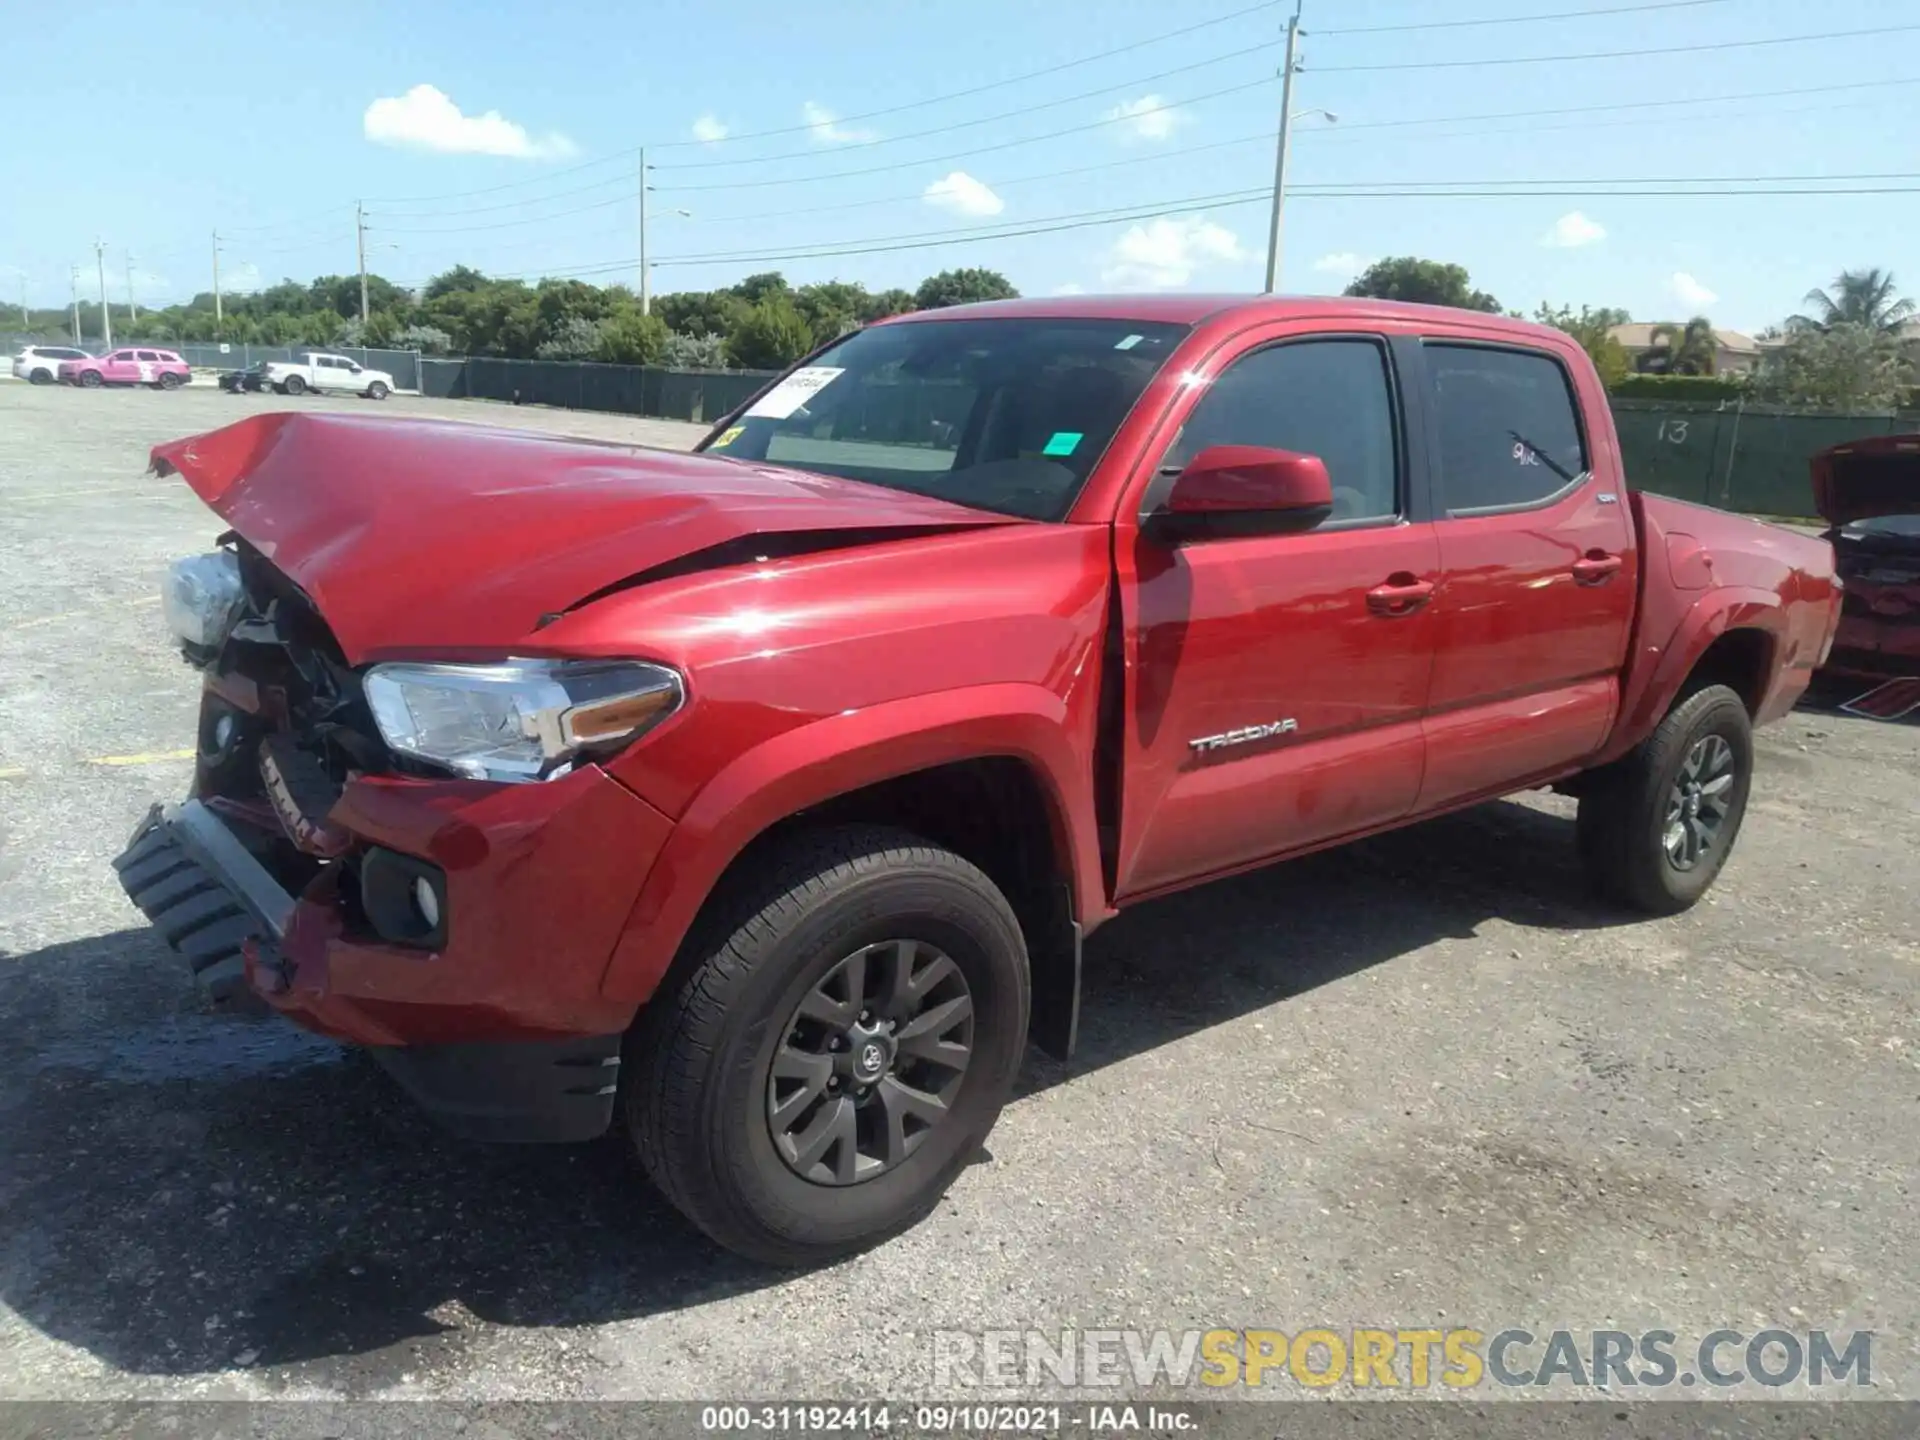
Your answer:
[115,296,1841,1263]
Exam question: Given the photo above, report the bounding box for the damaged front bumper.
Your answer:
[113,770,670,1143]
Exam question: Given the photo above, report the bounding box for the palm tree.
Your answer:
[1793,268,1916,334]
[1644,316,1718,376]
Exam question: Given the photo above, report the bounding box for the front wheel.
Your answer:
[626,826,1030,1265]
[157,372,183,390]
[78,370,104,388]
[281,374,306,396]
[366,380,389,400]
[1577,683,1753,914]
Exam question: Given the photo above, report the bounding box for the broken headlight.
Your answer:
[362,659,684,783]
[162,550,245,653]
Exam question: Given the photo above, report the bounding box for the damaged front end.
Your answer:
[119,538,442,1006]
[1811,435,1920,682]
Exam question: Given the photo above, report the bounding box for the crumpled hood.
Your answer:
[1811,433,1920,526]
[150,412,1008,663]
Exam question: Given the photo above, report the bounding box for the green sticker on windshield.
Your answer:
[1042,431,1083,457]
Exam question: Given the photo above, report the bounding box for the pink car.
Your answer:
[60,347,192,390]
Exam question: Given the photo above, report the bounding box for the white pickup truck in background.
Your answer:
[264,352,394,399]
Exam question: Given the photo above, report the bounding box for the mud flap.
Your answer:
[1029,881,1082,1062]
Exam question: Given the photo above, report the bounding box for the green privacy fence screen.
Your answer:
[1611,400,1918,520]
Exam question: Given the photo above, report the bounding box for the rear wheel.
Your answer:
[29,368,53,385]
[157,371,183,390]
[282,374,306,396]
[366,380,389,400]
[78,370,104,388]
[627,825,1029,1265]
[1577,684,1753,914]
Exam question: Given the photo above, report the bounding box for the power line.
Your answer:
[1314,22,1920,71]
[649,47,1277,173]
[652,0,1285,149]
[1317,0,1733,35]
[656,75,1279,193]
[360,0,1280,204]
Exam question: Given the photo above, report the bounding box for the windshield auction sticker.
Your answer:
[746,366,845,420]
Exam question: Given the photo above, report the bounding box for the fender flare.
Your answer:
[1598,586,1785,765]
[598,683,1105,1004]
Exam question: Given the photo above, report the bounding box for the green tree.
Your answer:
[730,272,792,305]
[1751,323,1915,410]
[1643,317,1717,376]
[795,281,871,345]
[423,265,490,301]
[861,288,916,323]
[1534,303,1632,386]
[1792,268,1915,335]
[594,309,669,365]
[663,331,730,369]
[913,268,1019,309]
[726,295,814,369]
[536,315,606,360]
[1343,257,1501,312]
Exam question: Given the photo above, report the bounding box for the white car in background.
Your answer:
[12,345,91,384]
[263,352,394,399]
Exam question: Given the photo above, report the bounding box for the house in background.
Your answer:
[1609,322,1763,376]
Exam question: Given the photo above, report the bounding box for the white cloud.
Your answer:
[923,171,1004,218]
[1100,216,1245,290]
[691,114,729,144]
[363,84,576,159]
[1542,211,1606,248]
[1053,282,1087,295]
[802,101,877,146]
[1311,251,1372,280]
[1670,271,1718,308]
[1104,94,1189,142]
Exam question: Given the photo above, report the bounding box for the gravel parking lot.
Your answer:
[1,380,1916,1407]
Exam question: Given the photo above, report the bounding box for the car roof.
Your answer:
[877,293,1568,345]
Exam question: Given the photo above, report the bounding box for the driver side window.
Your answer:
[1169,338,1401,523]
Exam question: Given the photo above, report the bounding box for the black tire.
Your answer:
[1576,683,1753,915]
[78,370,104,388]
[282,374,306,396]
[157,371,183,390]
[29,369,53,385]
[627,825,1030,1265]
[366,380,389,400]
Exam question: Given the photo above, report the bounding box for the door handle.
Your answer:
[1366,575,1435,617]
[1571,552,1624,585]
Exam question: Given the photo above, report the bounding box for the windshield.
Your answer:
[1844,515,1920,538]
[700,317,1188,520]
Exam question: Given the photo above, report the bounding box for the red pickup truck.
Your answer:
[117,295,1840,1263]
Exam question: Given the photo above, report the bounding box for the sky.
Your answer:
[5,0,1918,334]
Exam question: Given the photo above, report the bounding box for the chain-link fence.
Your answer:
[1613,400,1920,519]
[421,357,777,425]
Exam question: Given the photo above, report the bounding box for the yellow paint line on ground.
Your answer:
[84,748,196,767]
[0,766,27,780]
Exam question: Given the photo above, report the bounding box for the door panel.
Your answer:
[1112,330,1439,899]
[1118,523,1440,896]
[1415,341,1636,809]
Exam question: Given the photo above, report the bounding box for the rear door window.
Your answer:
[1424,344,1588,513]
[137,350,160,362]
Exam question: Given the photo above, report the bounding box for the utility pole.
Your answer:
[69,266,81,343]
[638,147,650,316]
[94,238,113,349]
[356,201,369,326]
[17,276,26,332]
[1263,1,1303,293]
[212,230,223,331]
[126,252,139,326]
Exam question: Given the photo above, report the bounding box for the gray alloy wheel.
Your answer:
[766,938,975,1186]
[366,380,389,400]
[79,370,103,388]
[1662,733,1736,872]
[282,374,306,396]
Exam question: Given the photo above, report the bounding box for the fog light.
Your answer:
[413,875,441,930]
[213,713,236,750]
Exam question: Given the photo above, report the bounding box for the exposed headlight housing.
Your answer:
[363,659,684,783]
[163,550,246,653]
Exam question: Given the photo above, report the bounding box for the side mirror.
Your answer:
[1144,445,1335,543]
